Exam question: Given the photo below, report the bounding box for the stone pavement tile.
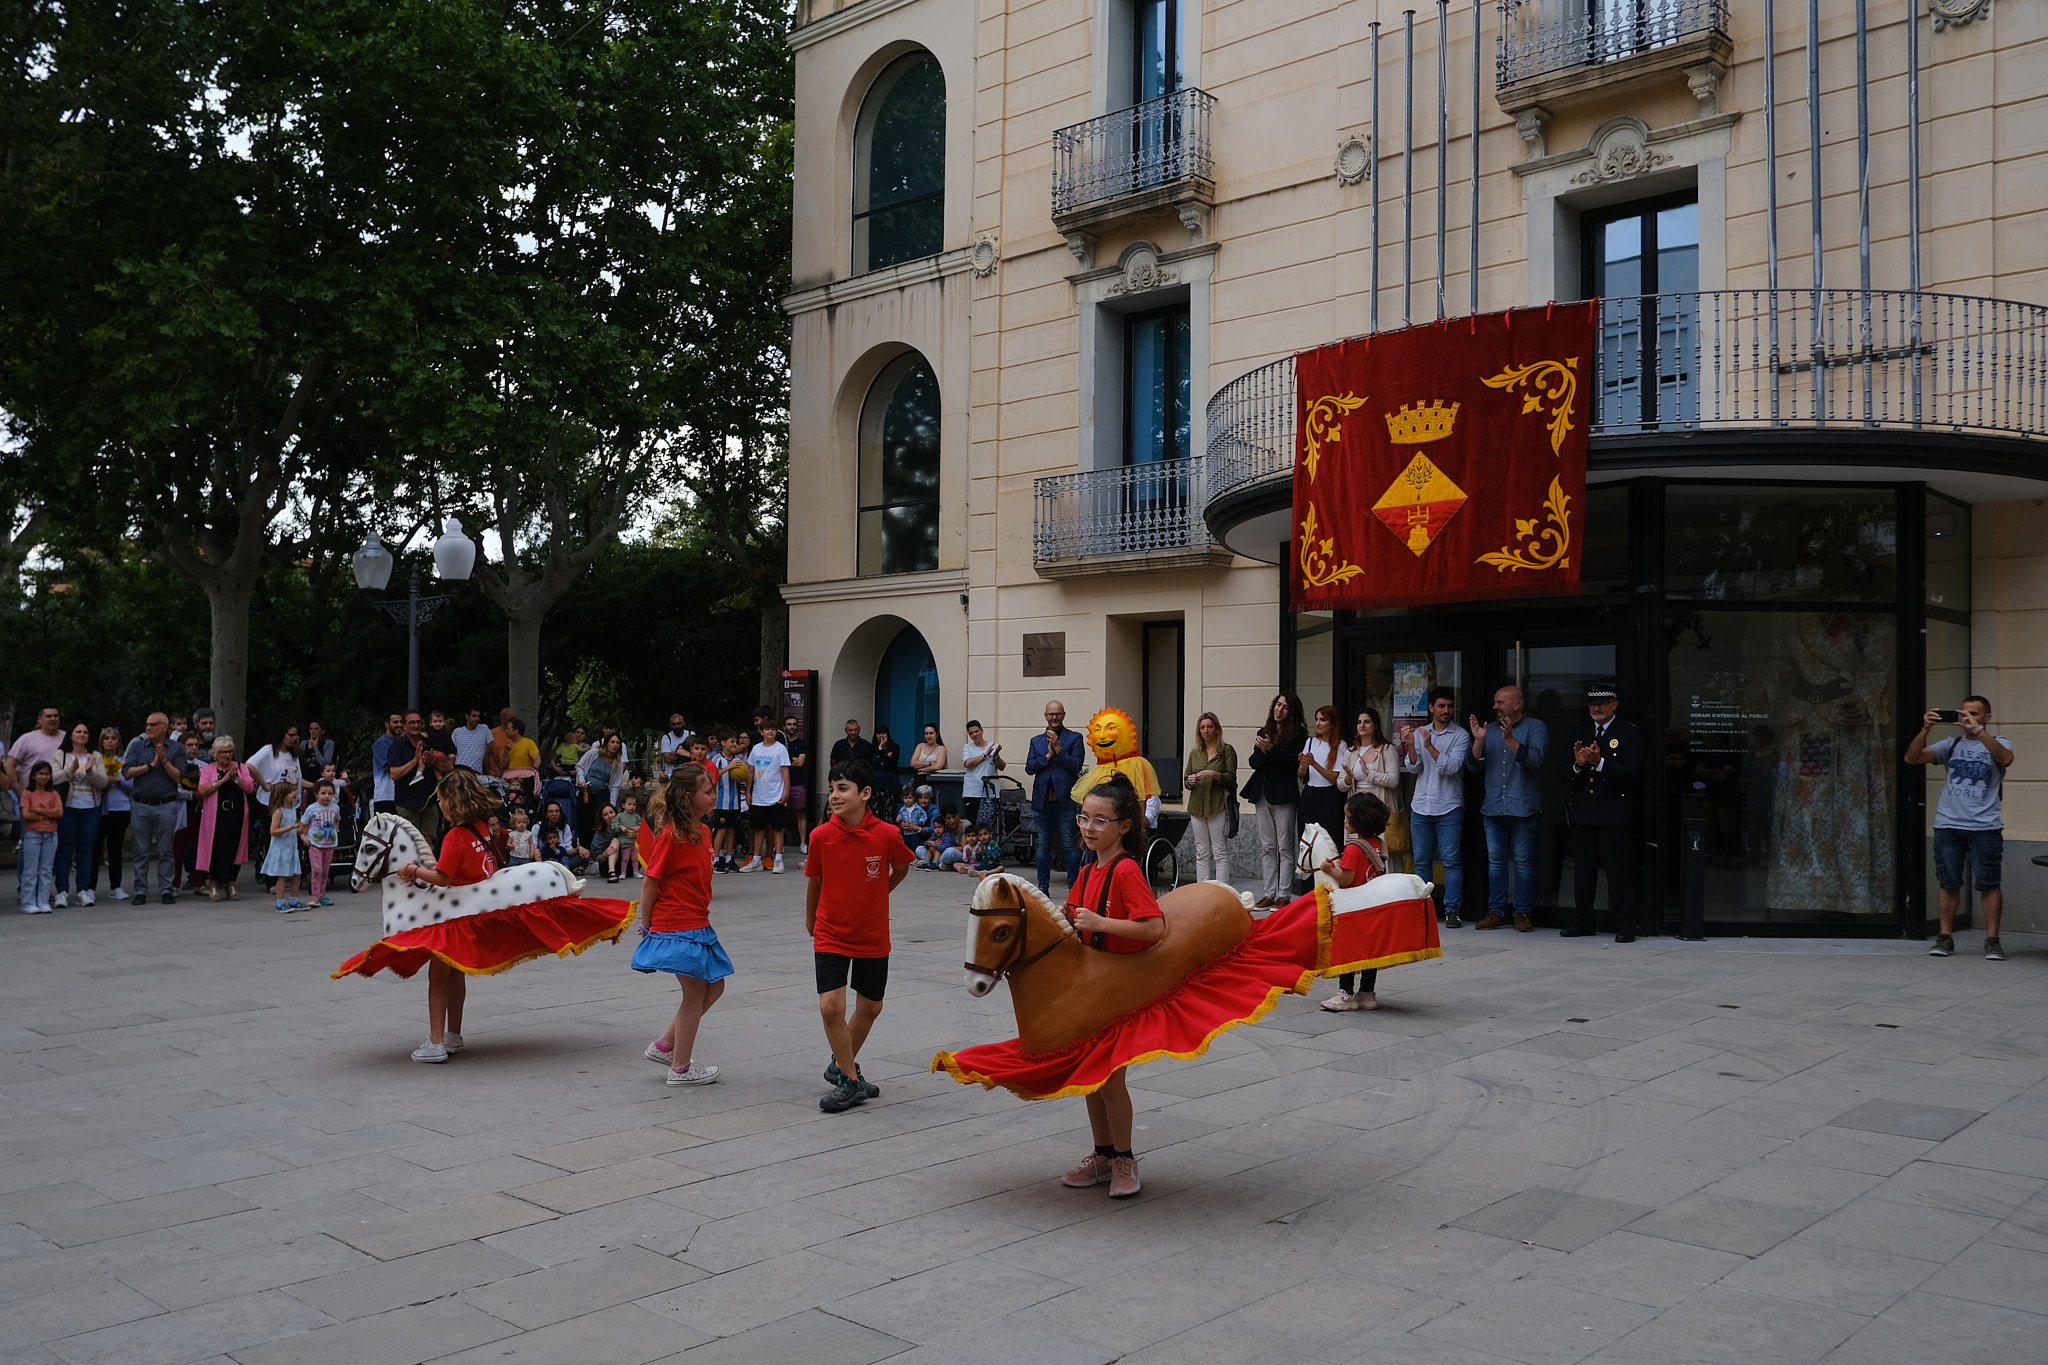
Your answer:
[983,1178,1317,1281]
[811,1207,1037,1279]
[1580,1039,1725,1083]
[119,1233,373,1311]
[1507,1033,1629,1061]
[651,1306,910,1364]
[1614,1117,1792,1175]
[673,1202,870,1274]
[1524,1230,1745,1309]
[879,1319,1118,1365]
[1916,1240,2048,1314]
[427,1302,703,1365]
[230,1297,517,1365]
[1454,1188,1654,1253]
[332,1194,554,1261]
[0,1226,219,1306]
[184,1192,421,1257]
[1922,1128,2048,1179]
[1414,1279,1658,1364]
[0,1185,110,1225]
[0,1276,165,1347]
[661,1101,830,1142]
[1603,1285,1870,1363]
[26,1188,258,1249]
[828,1253,1073,1343]
[639,1247,890,1336]
[1802,1195,1996,1261]
[508,1157,711,1215]
[1866,1160,2040,1221]
[479,1198,705,1266]
[355,1155,569,1210]
[1828,1099,1985,1142]
[1767,1128,1938,1177]
[1628,1193,1824,1257]
[251,1122,445,1169]
[522,1127,706,1173]
[1205,1270,1458,1359]
[459,1246,701,1329]
[83,1151,292,1203]
[0,1222,57,1263]
[46,1287,332,1365]
[1719,1234,1942,1316]
[1114,1322,1329,1364]
[1982,1191,2048,1255]
[1693,1158,1880,1215]
[1822,1290,2048,1365]
[282,1241,537,1320]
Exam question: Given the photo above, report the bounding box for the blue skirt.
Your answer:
[631,926,734,982]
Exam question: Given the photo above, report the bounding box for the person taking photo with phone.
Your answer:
[1906,695,2015,961]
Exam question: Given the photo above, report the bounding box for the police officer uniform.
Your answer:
[1563,685,1643,941]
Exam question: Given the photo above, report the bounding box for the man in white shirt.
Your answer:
[1399,687,1470,927]
[451,708,492,773]
[741,721,792,874]
[658,714,693,775]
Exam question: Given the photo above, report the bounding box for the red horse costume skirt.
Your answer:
[333,896,636,980]
[933,883,1440,1100]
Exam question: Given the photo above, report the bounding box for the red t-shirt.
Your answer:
[1066,855,1163,954]
[806,810,913,957]
[644,824,714,932]
[1337,837,1384,888]
[438,823,500,887]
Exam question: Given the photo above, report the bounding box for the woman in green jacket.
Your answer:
[1182,712,1239,885]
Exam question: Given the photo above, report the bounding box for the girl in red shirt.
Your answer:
[1319,792,1390,1013]
[632,764,729,1087]
[397,771,507,1061]
[1059,774,1165,1199]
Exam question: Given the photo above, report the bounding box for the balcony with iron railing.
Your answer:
[1205,289,2048,560]
[1032,458,1233,578]
[1050,88,1217,249]
[1495,0,1731,117]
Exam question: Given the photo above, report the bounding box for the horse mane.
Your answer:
[973,872,1072,934]
[377,812,437,869]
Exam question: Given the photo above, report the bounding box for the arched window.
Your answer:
[858,353,941,576]
[853,52,945,273]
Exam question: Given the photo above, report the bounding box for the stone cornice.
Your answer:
[787,0,919,52]
[780,566,969,606]
[781,247,976,317]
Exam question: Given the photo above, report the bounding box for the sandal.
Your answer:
[226,884,240,901]
[207,886,223,903]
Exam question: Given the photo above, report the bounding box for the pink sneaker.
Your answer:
[1108,1155,1142,1198]
[1061,1152,1112,1188]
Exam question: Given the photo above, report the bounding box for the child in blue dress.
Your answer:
[263,779,305,911]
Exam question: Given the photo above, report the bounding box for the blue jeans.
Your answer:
[1933,826,2003,892]
[55,805,101,895]
[18,828,57,907]
[1410,809,1463,915]
[1036,797,1082,893]
[1483,813,1539,917]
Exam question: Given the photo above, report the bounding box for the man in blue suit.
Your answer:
[1025,699,1086,895]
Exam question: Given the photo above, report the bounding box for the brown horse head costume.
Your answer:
[963,872,1257,1055]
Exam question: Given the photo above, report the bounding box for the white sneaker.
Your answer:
[666,1061,720,1086]
[410,1042,449,1064]
[52,892,67,909]
[112,887,128,900]
[77,890,95,906]
[443,1032,465,1054]
[771,855,785,874]
[1319,991,1352,1012]
[644,1041,676,1066]
[737,858,761,873]
[1354,992,1379,1010]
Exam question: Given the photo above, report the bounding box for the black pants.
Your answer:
[92,810,130,890]
[1572,821,1636,935]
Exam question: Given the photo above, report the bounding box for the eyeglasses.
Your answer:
[1074,813,1125,830]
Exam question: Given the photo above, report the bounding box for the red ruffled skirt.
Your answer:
[933,884,1441,1100]
[332,896,636,980]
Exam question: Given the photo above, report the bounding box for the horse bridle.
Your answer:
[354,823,397,886]
[965,898,1072,983]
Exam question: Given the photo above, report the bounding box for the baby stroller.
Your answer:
[988,774,1034,865]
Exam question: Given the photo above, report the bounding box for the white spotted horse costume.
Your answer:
[331,813,635,980]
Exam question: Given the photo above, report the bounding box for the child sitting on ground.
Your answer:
[1319,791,1391,1013]
[919,807,962,868]
[954,823,1005,876]
[506,809,535,865]
[590,803,619,882]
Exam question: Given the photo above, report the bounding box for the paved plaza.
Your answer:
[2,865,2046,1365]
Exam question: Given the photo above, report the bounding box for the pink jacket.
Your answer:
[195,761,255,870]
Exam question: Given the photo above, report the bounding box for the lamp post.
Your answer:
[354,520,476,712]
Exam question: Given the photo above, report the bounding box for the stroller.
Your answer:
[987,773,1035,866]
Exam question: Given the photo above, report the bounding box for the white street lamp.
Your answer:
[432,518,477,582]
[352,533,394,592]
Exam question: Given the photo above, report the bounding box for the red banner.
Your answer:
[1290,304,1596,610]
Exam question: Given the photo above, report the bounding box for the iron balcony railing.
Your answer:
[1207,289,2048,508]
[1051,88,1216,218]
[1496,0,1729,87]
[1034,458,1210,564]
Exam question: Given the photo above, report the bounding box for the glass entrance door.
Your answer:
[1498,634,1623,915]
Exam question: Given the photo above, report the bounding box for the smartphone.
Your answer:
[1934,708,1960,724]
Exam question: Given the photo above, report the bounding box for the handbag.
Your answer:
[1385,807,1412,854]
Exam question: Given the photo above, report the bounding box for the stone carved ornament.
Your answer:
[1928,0,1989,30]
[1570,118,1672,186]
[1107,242,1178,296]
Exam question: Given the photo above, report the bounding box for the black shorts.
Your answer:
[712,809,744,831]
[747,804,789,832]
[814,952,889,1001]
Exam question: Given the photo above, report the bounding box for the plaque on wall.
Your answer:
[1022,632,1066,678]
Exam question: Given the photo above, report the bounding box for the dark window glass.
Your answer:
[1134,0,1182,102]
[1579,485,1631,595]
[1926,490,1969,612]
[1666,610,1897,923]
[1665,486,1898,602]
[854,54,945,273]
[1584,193,1700,428]
[1126,305,1190,465]
[858,355,941,576]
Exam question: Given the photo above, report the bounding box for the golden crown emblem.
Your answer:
[1384,400,1460,444]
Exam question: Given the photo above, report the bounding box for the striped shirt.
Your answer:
[714,754,747,811]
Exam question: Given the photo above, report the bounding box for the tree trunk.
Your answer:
[505,606,544,734]
[201,572,257,742]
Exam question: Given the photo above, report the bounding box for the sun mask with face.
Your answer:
[1070,706,1161,801]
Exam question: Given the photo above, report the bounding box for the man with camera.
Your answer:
[1906,696,2014,960]
[1562,684,1643,942]
[1466,685,1549,932]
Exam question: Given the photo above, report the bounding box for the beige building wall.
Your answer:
[785,0,2048,840]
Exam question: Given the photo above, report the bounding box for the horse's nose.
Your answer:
[963,968,996,997]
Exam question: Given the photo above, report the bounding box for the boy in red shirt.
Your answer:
[806,758,912,1112]
[1319,791,1391,1013]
